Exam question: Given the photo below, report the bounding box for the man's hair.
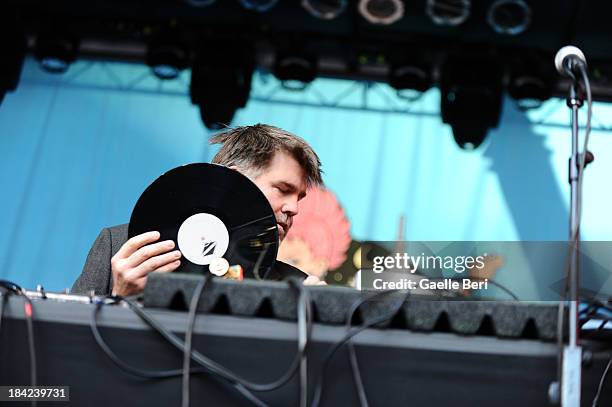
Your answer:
[210,124,323,186]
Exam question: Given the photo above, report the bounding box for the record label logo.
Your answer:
[177,213,230,265]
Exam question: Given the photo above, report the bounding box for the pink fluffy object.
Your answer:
[285,187,351,269]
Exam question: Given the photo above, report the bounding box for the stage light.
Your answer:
[302,0,347,20]
[507,57,554,110]
[426,0,470,26]
[274,53,317,90]
[240,0,279,12]
[358,0,404,25]
[146,43,189,80]
[389,62,431,99]
[508,74,552,110]
[487,0,531,35]
[0,14,26,106]
[440,56,503,149]
[34,34,79,74]
[190,44,254,130]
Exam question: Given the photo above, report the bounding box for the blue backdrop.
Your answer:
[1,58,611,294]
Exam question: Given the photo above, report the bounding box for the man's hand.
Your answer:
[303,275,327,286]
[111,231,181,296]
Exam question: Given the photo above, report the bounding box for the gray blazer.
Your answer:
[72,224,128,295]
[71,224,305,295]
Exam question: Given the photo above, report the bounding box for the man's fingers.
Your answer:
[124,239,176,269]
[131,250,182,279]
[111,234,179,297]
[115,231,161,259]
[303,275,327,286]
[153,260,181,273]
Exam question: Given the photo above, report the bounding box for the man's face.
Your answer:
[250,151,308,241]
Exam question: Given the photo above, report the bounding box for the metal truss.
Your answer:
[18,58,612,132]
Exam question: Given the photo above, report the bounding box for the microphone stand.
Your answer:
[561,68,585,407]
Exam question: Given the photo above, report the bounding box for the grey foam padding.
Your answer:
[143,273,560,340]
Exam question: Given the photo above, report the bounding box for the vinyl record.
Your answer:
[128,163,279,279]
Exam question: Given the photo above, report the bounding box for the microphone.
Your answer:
[554,46,587,77]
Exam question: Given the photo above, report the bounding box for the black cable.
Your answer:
[93,297,269,406]
[144,279,310,393]
[580,301,612,326]
[321,279,517,407]
[90,300,208,379]
[91,297,267,407]
[174,278,312,400]
[341,280,517,407]
[91,278,313,406]
[295,281,312,407]
[347,342,368,407]
[344,289,414,407]
[182,275,211,407]
[311,289,409,407]
[315,292,408,407]
[0,280,37,407]
[577,64,593,221]
[581,300,612,315]
[0,280,23,294]
[592,355,611,407]
[120,297,272,399]
[581,316,609,331]
[344,291,399,407]
[596,319,610,331]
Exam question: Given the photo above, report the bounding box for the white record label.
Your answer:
[177,213,229,265]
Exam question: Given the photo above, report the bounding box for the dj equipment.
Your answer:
[1,279,610,407]
[144,273,559,340]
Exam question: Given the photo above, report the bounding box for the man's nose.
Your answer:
[282,198,299,216]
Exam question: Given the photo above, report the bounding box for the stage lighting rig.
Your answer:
[426,0,470,26]
[388,59,432,99]
[274,52,317,90]
[240,0,279,12]
[189,43,254,130]
[507,57,554,110]
[508,75,550,109]
[146,40,189,80]
[487,0,531,35]
[302,0,347,20]
[440,55,503,149]
[34,33,79,74]
[358,0,405,25]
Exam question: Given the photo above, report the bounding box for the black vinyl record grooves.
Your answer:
[128,163,279,279]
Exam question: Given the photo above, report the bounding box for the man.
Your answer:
[71,124,324,296]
